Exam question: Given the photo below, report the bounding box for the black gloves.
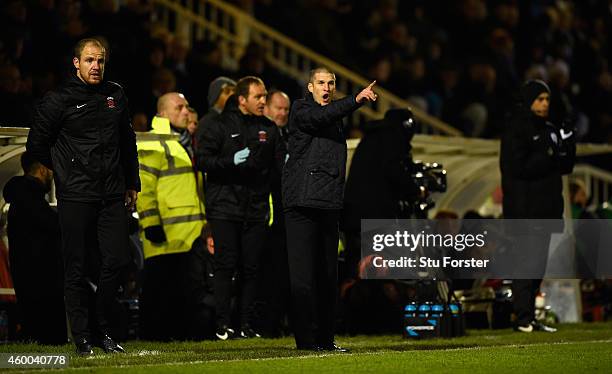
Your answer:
[144,225,167,243]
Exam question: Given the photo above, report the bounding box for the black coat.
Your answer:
[3,175,63,284]
[500,109,576,219]
[26,74,140,202]
[342,122,419,231]
[2,175,66,343]
[282,93,361,210]
[197,96,286,222]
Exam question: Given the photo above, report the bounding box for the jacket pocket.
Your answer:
[305,166,340,203]
[165,193,198,208]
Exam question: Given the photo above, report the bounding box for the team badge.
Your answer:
[107,96,116,109]
[258,130,267,142]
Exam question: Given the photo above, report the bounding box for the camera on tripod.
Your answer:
[408,161,447,213]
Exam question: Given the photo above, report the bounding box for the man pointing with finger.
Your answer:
[282,67,377,351]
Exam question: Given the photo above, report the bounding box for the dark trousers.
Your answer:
[58,199,130,342]
[513,279,542,325]
[257,221,291,336]
[209,219,266,328]
[140,251,189,341]
[512,227,551,326]
[285,207,339,348]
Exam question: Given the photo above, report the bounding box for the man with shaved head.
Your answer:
[27,38,140,355]
[282,67,377,351]
[137,92,205,341]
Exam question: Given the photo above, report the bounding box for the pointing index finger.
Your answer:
[367,80,377,90]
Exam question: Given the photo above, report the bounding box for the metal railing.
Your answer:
[152,0,462,136]
[573,164,612,207]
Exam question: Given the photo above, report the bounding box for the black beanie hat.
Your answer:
[207,76,236,108]
[520,79,551,107]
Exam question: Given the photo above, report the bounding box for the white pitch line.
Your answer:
[56,339,612,372]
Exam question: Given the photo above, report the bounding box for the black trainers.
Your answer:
[215,325,235,341]
[96,334,125,353]
[318,343,349,353]
[532,321,557,332]
[238,325,261,339]
[514,321,557,333]
[75,338,94,356]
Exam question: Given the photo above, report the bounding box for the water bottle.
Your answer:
[404,302,417,318]
[418,302,431,318]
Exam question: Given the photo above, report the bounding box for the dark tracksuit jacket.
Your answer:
[26,73,140,341]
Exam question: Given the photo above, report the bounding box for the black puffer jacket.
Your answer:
[197,96,285,222]
[26,74,140,202]
[500,108,575,219]
[282,93,361,210]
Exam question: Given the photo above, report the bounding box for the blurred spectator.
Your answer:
[260,89,291,337]
[237,42,302,100]
[197,76,236,130]
[0,63,32,126]
[187,106,198,136]
[264,90,290,132]
[2,151,67,345]
[186,40,233,114]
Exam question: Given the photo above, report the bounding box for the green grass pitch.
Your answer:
[0,322,611,373]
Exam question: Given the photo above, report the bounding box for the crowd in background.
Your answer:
[254,0,612,140]
[2,0,611,142]
[0,0,302,132]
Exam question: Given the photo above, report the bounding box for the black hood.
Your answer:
[222,94,240,114]
[3,175,46,203]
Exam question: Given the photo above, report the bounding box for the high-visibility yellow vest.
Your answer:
[136,116,205,259]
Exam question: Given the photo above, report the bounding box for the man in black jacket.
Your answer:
[3,151,67,345]
[26,38,140,355]
[282,67,377,351]
[500,79,575,333]
[197,76,285,340]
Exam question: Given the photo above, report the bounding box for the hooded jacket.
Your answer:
[500,96,576,219]
[197,96,285,222]
[282,93,361,210]
[26,73,140,202]
[2,175,63,292]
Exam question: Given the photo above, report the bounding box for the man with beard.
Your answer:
[3,151,67,345]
